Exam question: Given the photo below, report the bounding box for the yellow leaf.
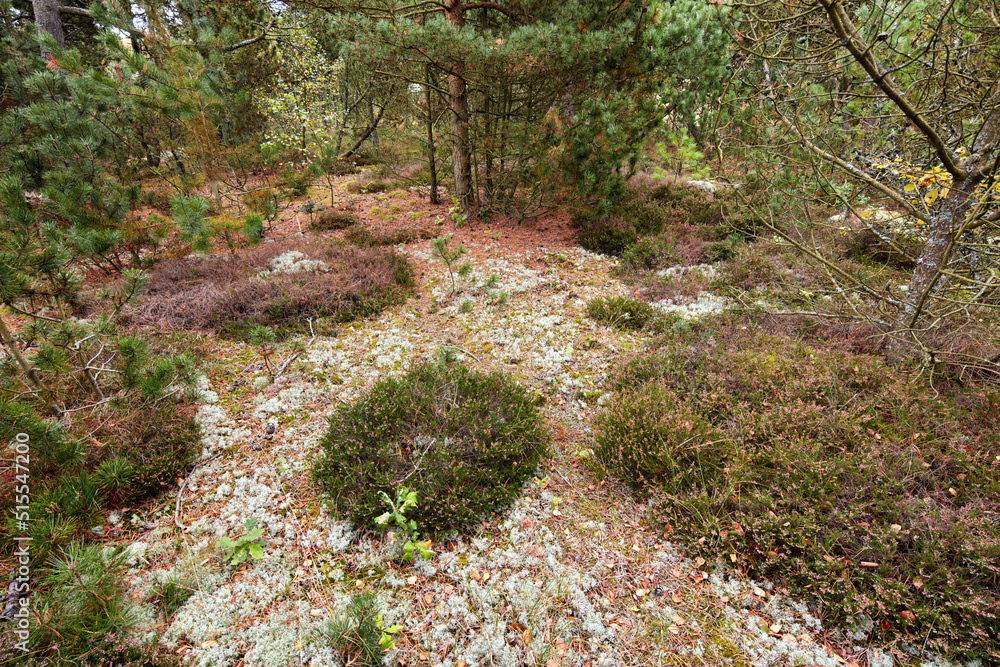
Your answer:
[903,183,916,192]
[924,189,939,205]
[917,173,935,188]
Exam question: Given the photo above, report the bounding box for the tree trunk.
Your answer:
[425,64,439,205]
[891,176,975,356]
[446,0,473,209]
[32,0,65,60]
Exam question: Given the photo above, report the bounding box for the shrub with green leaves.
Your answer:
[217,518,266,565]
[312,363,548,533]
[596,329,1000,661]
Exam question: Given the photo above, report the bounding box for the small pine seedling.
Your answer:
[430,235,467,295]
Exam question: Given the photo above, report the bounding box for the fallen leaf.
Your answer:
[694,557,706,567]
[890,524,902,533]
[671,592,682,603]
[406,576,418,585]
[671,613,685,625]
[753,587,766,597]
[900,610,916,622]
[769,623,781,633]
[912,578,924,589]
[201,641,217,649]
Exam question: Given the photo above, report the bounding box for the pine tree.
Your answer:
[308,0,727,212]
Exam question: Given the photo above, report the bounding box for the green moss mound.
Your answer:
[312,363,548,533]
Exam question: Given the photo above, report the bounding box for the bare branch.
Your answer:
[817,0,965,179]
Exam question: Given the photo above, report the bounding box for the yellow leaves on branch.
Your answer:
[874,155,1000,213]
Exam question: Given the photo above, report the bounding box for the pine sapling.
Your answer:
[430,235,468,295]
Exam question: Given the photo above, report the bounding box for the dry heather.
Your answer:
[129,238,412,334]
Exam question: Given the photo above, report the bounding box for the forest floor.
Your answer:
[98,175,926,667]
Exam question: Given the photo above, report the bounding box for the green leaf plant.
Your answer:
[216,518,266,565]
[375,486,434,562]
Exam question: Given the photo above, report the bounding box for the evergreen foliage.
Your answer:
[313,0,727,211]
[312,362,548,533]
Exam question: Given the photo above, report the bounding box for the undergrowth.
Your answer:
[575,184,762,257]
[594,323,1000,661]
[312,362,548,533]
[0,544,177,666]
[131,238,413,337]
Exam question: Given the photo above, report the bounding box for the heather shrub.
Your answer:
[586,296,668,331]
[595,380,729,494]
[343,225,434,247]
[722,243,784,291]
[597,329,1000,661]
[619,235,679,272]
[312,362,548,533]
[311,209,358,231]
[132,238,413,336]
[89,404,200,505]
[575,215,637,256]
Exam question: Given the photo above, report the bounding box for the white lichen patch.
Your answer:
[260,250,330,275]
[652,292,730,318]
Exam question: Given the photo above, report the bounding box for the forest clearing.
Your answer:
[1,1,999,666]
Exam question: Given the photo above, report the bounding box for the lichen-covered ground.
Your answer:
[110,190,929,667]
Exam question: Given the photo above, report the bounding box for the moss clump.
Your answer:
[312,363,548,533]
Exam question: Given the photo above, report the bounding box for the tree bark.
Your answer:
[425,64,439,205]
[32,0,65,60]
[446,0,474,209]
[343,101,387,158]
